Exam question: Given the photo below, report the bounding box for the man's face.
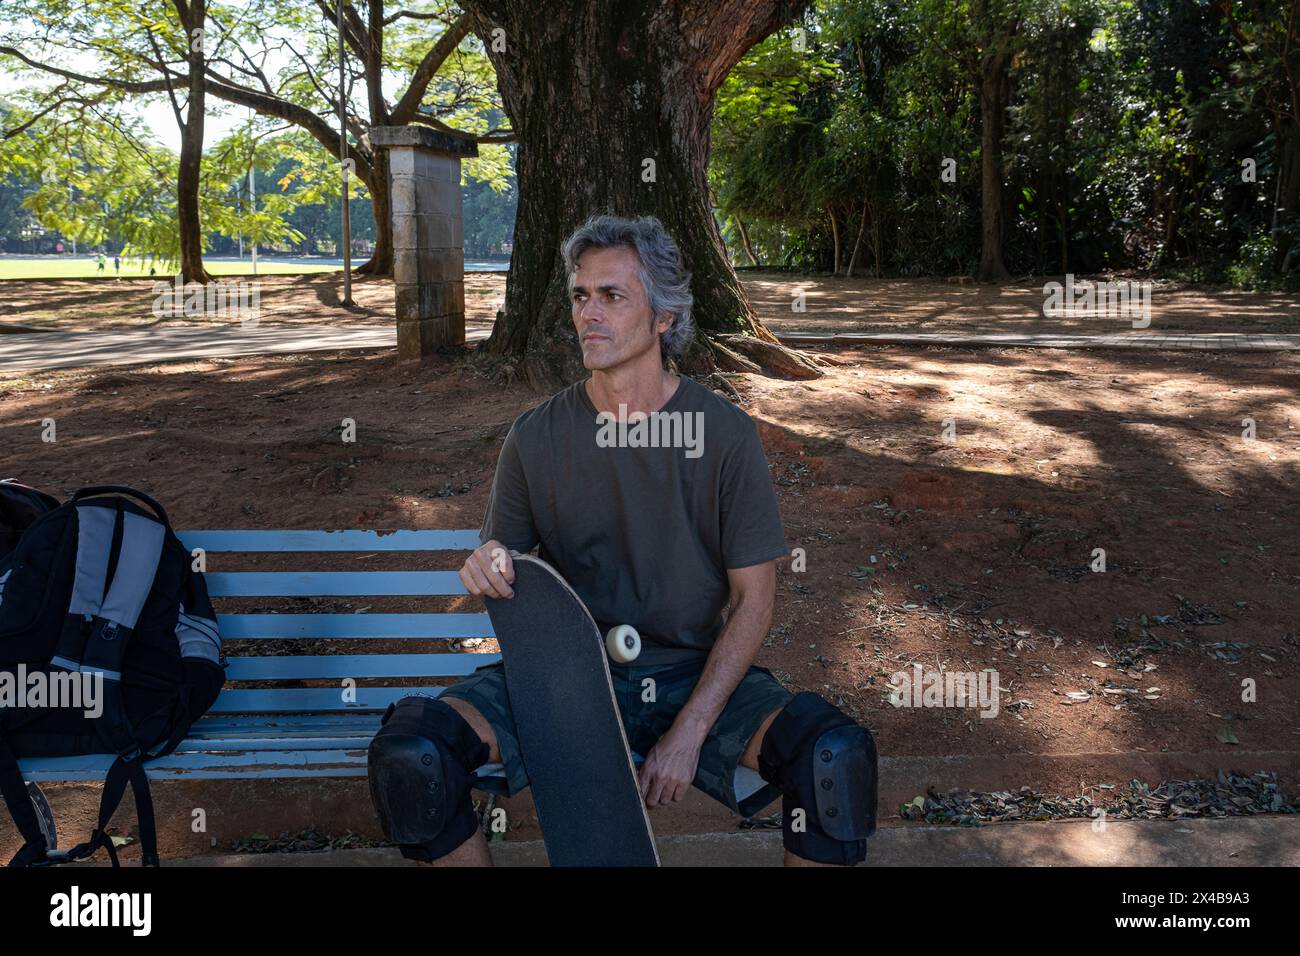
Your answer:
[570,245,670,372]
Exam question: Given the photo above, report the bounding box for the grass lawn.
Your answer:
[0,257,341,280]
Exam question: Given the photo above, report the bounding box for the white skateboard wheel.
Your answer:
[605,624,641,663]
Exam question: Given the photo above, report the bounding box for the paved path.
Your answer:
[0,324,485,373]
[154,816,1298,867]
[778,330,1300,351]
[2,324,1298,374]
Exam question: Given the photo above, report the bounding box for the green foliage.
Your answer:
[1,109,179,260]
[0,0,515,265]
[710,0,1298,285]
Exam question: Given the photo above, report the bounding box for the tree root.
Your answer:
[703,372,742,401]
[710,337,762,374]
[714,334,825,380]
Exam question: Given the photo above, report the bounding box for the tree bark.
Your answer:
[1274,119,1300,273]
[355,0,393,275]
[176,0,212,284]
[461,0,809,390]
[827,204,841,275]
[357,149,393,274]
[872,201,883,276]
[976,49,1011,283]
[846,198,868,277]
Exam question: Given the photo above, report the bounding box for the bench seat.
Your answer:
[18,530,504,784]
[17,528,767,807]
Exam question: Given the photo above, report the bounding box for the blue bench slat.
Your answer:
[210,687,443,713]
[217,612,494,639]
[18,750,368,781]
[173,736,376,752]
[206,570,465,597]
[224,653,499,680]
[19,756,509,783]
[186,714,382,738]
[179,529,483,552]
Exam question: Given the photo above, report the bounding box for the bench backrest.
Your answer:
[179,530,497,716]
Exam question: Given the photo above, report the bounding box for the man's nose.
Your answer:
[579,298,604,323]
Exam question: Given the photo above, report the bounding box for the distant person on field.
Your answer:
[113,254,121,278]
[96,254,105,273]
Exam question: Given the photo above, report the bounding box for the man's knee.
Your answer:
[367,696,490,862]
[757,692,878,866]
[442,695,503,764]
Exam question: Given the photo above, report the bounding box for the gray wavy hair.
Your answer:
[561,214,695,360]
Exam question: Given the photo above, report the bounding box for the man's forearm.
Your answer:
[673,591,773,738]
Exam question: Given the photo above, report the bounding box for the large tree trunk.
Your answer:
[177,0,212,284]
[356,139,394,275]
[1274,119,1300,273]
[462,0,809,390]
[976,50,1011,283]
[357,1,394,276]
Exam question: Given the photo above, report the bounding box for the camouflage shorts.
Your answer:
[440,658,792,817]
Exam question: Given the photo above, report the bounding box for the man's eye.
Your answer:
[608,293,622,301]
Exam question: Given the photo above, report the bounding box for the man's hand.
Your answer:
[638,718,707,809]
[458,540,516,599]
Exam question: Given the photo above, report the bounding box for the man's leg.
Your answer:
[367,664,526,868]
[739,709,824,866]
[424,698,497,867]
[739,707,846,867]
[744,691,878,867]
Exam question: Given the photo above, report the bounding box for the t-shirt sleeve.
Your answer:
[479,422,540,553]
[718,417,788,569]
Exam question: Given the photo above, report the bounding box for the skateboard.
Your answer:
[483,553,658,867]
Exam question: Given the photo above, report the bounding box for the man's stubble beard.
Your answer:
[582,320,661,374]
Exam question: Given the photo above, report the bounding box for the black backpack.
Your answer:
[0,485,226,866]
[0,479,59,561]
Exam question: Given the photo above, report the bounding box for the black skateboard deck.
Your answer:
[484,554,659,867]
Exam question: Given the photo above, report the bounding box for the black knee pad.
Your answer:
[367,696,489,862]
[758,692,878,865]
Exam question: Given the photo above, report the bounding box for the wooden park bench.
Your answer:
[18,527,768,850]
[17,529,512,846]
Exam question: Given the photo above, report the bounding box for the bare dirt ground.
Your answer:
[3,268,1299,856]
[2,335,1298,857]
[747,272,1300,335]
[4,270,1299,335]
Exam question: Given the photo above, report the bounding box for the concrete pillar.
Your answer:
[370,126,478,358]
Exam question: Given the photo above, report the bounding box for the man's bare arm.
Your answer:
[638,560,776,807]
[675,561,776,736]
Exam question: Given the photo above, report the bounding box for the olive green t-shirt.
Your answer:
[480,375,788,664]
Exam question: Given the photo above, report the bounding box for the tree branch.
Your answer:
[389,11,473,124]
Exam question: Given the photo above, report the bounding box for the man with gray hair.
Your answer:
[373,214,877,867]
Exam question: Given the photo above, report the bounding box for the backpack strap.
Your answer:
[70,486,170,527]
[0,729,49,866]
[60,756,159,867]
[58,499,166,761]
[2,730,163,868]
